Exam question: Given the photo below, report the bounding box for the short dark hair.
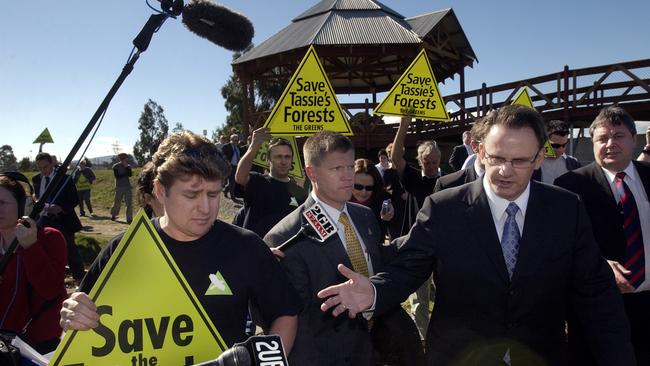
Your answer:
[268,138,293,161]
[152,131,231,191]
[483,105,547,149]
[589,105,636,137]
[303,131,353,166]
[35,152,53,163]
[470,117,488,143]
[117,153,129,161]
[547,120,569,137]
[377,149,388,159]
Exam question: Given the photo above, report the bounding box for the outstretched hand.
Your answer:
[317,264,374,318]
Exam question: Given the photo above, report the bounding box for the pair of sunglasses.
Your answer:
[550,142,568,148]
[353,184,374,191]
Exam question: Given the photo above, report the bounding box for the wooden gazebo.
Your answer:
[232,0,477,148]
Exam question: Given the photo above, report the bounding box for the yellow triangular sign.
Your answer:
[263,46,352,136]
[511,87,534,109]
[252,136,305,179]
[33,128,54,144]
[49,210,227,366]
[374,49,450,121]
[543,140,557,158]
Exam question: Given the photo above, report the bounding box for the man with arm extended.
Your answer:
[319,105,635,365]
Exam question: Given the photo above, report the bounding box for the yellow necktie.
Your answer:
[338,212,369,277]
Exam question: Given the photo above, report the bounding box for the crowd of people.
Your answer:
[0,104,649,365]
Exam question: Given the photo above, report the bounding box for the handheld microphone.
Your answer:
[181,0,254,51]
[277,202,338,252]
[194,335,288,366]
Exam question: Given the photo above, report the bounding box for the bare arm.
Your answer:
[390,116,411,176]
[268,315,298,356]
[235,127,271,186]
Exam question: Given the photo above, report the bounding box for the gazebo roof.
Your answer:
[233,0,477,93]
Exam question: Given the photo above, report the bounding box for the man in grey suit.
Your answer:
[318,105,634,365]
[265,131,422,366]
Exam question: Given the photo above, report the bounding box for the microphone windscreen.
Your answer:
[182,0,254,51]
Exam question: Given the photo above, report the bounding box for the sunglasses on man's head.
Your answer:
[354,184,374,191]
[550,142,568,149]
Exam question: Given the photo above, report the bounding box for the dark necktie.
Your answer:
[615,172,645,289]
[501,202,520,279]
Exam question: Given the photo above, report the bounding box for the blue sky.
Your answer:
[1,0,648,160]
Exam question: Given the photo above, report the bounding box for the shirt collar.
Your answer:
[310,191,348,222]
[600,161,636,185]
[482,176,530,220]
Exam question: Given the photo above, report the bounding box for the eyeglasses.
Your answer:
[483,150,540,169]
[353,184,374,191]
[550,142,568,149]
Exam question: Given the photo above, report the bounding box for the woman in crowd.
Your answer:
[0,172,68,354]
[349,160,425,366]
[350,158,394,239]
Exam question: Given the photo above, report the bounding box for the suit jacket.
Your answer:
[555,161,650,364]
[532,155,581,182]
[433,165,479,193]
[372,179,634,366]
[264,196,388,366]
[554,161,650,263]
[222,143,245,165]
[449,144,470,172]
[32,172,82,234]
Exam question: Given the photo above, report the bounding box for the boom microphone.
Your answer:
[181,0,254,51]
[194,335,288,366]
[277,202,338,252]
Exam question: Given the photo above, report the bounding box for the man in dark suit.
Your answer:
[221,133,245,200]
[448,130,472,172]
[265,131,423,366]
[532,120,581,183]
[318,105,634,365]
[32,152,85,280]
[555,105,650,365]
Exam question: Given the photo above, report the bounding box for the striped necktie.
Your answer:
[615,172,645,288]
[338,212,369,277]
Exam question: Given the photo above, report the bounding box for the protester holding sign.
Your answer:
[60,131,301,354]
[233,127,307,237]
[390,116,442,340]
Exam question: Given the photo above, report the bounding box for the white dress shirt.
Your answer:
[483,178,530,241]
[310,191,374,275]
[482,178,531,365]
[601,162,650,292]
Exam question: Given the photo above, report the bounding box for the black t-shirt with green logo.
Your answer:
[234,172,308,237]
[80,218,301,347]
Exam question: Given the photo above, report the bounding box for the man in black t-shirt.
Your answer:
[391,116,442,209]
[234,127,307,237]
[60,131,301,355]
[390,116,442,340]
